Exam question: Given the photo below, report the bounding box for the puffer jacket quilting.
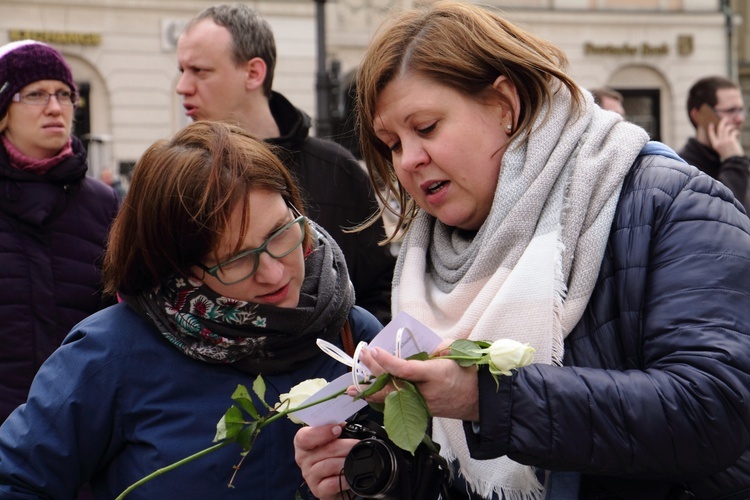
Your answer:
[0,137,119,422]
[466,153,750,499]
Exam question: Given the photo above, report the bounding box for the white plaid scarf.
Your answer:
[392,86,650,499]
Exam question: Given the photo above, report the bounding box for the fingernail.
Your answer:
[332,425,342,437]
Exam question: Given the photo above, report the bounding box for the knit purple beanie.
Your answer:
[0,40,77,118]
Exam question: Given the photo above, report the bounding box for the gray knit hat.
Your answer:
[0,40,77,118]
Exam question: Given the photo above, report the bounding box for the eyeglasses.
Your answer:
[11,90,78,107]
[713,106,746,118]
[197,211,307,286]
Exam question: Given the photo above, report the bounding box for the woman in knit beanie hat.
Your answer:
[0,40,78,163]
[0,40,119,425]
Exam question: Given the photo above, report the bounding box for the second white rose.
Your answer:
[488,339,535,376]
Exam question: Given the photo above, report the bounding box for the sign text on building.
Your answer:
[584,42,668,56]
[9,30,101,46]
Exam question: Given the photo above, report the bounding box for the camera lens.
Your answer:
[343,438,399,499]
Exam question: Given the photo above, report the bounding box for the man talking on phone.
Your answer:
[679,75,750,211]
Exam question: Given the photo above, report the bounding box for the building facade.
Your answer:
[0,0,324,180]
[0,0,736,180]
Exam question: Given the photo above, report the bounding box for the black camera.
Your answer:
[340,419,450,499]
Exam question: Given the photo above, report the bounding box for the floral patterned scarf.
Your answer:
[126,222,355,375]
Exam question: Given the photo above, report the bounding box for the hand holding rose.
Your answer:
[296,338,535,498]
[350,347,482,422]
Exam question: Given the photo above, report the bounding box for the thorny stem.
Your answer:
[114,441,231,500]
[115,387,350,499]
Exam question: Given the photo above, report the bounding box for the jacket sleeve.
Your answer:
[319,155,396,326]
[464,157,750,479]
[295,137,396,326]
[0,319,123,498]
[334,159,396,326]
[718,155,750,211]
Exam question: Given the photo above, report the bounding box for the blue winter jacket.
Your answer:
[0,303,382,499]
[465,149,750,499]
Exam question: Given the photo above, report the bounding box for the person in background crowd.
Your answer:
[590,86,626,116]
[679,75,750,211]
[294,2,750,499]
[0,40,119,423]
[100,167,126,203]
[0,121,382,499]
[176,3,396,325]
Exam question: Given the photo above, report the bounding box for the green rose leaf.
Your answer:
[450,339,487,361]
[367,401,385,413]
[253,375,268,409]
[383,382,429,455]
[231,384,259,420]
[407,351,430,361]
[356,373,392,399]
[236,421,259,451]
[213,405,244,442]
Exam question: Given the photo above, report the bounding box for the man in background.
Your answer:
[590,87,626,117]
[176,4,395,324]
[679,76,749,211]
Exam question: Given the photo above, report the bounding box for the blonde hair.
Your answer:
[357,1,582,242]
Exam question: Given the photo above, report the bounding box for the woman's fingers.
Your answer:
[294,424,355,499]
[294,423,342,452]
[368,347,429,380]
[350,347,480,420]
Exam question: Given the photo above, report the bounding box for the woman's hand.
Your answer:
[351,347,480,422]
[293,424,357,500]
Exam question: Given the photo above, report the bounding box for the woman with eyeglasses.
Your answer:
[0,40,119,424]
[0,120,382,499]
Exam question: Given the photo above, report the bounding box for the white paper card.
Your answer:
[292,312,442,426]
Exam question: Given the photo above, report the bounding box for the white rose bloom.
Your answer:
[488,339,535,376]
[277,378,329,424]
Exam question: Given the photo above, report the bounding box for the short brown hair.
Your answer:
[686,76,738,126]
[356,1,582,242]
[186,4,276,97]
[102,121,307,296]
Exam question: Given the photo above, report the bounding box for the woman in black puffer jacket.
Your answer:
[294,3,750,499]
[0,40,118,422]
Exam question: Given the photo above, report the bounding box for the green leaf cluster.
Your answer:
[353,352,434,455]
[213,379,269,450]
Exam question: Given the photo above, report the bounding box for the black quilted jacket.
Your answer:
[266,92,396,325]
[465,152,750,499]
[0,136,119,422]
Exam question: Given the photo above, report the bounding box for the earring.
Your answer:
[506,124,512,133]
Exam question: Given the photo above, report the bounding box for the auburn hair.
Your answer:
[102,121,307,296]
[356,1,582,242]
